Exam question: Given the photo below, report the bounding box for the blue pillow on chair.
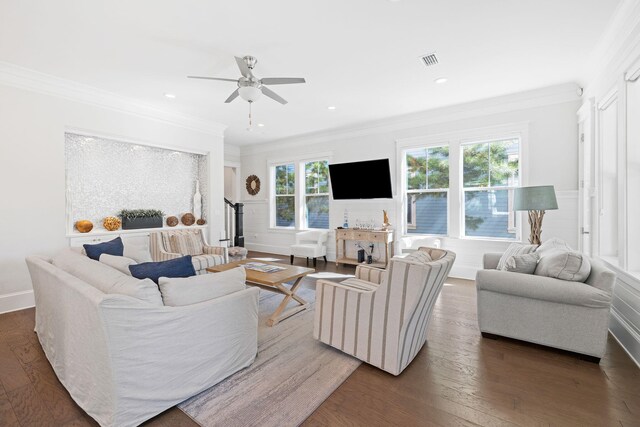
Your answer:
[84,237,124,261]
[129,256,196,284]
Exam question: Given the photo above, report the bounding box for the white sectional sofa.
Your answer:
[26,250,259,427]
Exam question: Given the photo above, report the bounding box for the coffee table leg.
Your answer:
[267,277,308,326]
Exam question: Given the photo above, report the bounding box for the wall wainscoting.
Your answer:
[0,290,35,315]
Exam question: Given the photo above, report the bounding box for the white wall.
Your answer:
[580,0,640,367]
[0,81,226,313]
[238,84,582,279]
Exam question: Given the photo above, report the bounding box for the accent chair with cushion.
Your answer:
[150,229,228,274]
[290,230,328,267]
[476,240,616,363]
[313,247,456,375]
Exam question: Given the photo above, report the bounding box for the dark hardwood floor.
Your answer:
[1,252,639,426]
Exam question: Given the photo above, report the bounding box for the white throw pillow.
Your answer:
[534,250,591,282]
[158,267,247,306]
[497,243,538,270]
[535,237,572,258]
[122,236,153,263]
[99,253,136,276]
[502,252,539,274]
[52,249,163,306]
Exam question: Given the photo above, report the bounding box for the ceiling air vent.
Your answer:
[421,53,439,67]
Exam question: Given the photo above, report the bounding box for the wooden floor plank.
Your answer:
[1,250,639,427]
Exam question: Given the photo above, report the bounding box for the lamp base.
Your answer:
[527,210,546,245]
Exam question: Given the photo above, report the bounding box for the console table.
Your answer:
[335,228,394,269]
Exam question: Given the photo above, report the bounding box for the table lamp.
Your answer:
[514,185,558,245]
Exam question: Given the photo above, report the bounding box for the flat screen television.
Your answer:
[329,158,393,199]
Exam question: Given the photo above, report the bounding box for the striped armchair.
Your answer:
[314,247,455,375]
[150,229,228,274]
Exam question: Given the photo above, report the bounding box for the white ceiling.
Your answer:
[0,0,620,145]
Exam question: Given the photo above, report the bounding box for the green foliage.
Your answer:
[118,209,164,219]
[305,161,329,194]
[406,146,449,190]
[275,164,295,195]
[463,139,519,188]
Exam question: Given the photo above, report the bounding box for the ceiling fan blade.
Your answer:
[187,76,238,82]
[260,77,306,85]
[235,56,253,78]
[224,89,240,103]
[261,86,287,105]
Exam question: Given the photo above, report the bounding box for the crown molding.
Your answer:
[583,0,640,88]
[240,82,581,156]
[0,61,227,137]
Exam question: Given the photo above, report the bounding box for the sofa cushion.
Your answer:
[83,237,124,261]
[535,250,591,282]
[502,252,539,274]
[496,243,538,270]
[52,249,163,305]
[129,255,196,284]
[122,236,153,263]
[99,254,136,276]
[158,267,246,306]
[476,269,611,308]
[170,233,203,256]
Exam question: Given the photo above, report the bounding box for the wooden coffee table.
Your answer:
[207,259,315,326]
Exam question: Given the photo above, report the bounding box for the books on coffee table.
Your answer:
[243,262,287,273]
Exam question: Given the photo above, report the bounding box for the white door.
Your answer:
[578,99,595,256]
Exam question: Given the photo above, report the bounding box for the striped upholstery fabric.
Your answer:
[149,229,229,274]
[170,233,204,256]
[354,265,387,285]
[496,243,538,270]
[314,247,456,376]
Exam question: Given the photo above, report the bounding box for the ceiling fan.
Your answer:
[188,55,306,105]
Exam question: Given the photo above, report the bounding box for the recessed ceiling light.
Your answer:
[258,123,265,127]
[164,93,176,99]
[434,77,448,84]
[327,106,336,110]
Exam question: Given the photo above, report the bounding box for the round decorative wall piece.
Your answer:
[196,218,206,225]
[75,220,94,233]
[166,216,179,227]
[103,216,121,231]
[246,175,261,196]
[181,213,196,226]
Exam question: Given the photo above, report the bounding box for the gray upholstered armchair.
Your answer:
[314,247,456,375]
[476,252,615,363]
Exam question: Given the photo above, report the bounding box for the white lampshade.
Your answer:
[239,86,262,103]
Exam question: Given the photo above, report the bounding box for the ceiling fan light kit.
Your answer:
[188,55,306,106]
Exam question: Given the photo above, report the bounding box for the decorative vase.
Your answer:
[193,180,202,220]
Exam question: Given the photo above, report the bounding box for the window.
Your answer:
[462,138,519,239]
[274,163,295,227]
[405,146,449,235]
[304,160,330,229]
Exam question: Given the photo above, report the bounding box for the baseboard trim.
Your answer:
[0,290,35,315]
[609,309,640,369]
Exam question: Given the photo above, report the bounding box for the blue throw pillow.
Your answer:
[84,237,124,261]
[129,256,196,284]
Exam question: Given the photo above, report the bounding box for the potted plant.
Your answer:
[118,209,164,230]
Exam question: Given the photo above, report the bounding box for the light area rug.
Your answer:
[306,272,355,280]
[251,257,284,262]
[178,287,361,427]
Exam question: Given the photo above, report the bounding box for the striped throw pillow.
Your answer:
[170,233,204,256]
[496,243,538,270]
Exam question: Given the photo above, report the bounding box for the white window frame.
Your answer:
[301,158,331,230]
[403,144,450,236]
[396,123,529,242]
[270,162,297,229]
[460,137,521,241]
